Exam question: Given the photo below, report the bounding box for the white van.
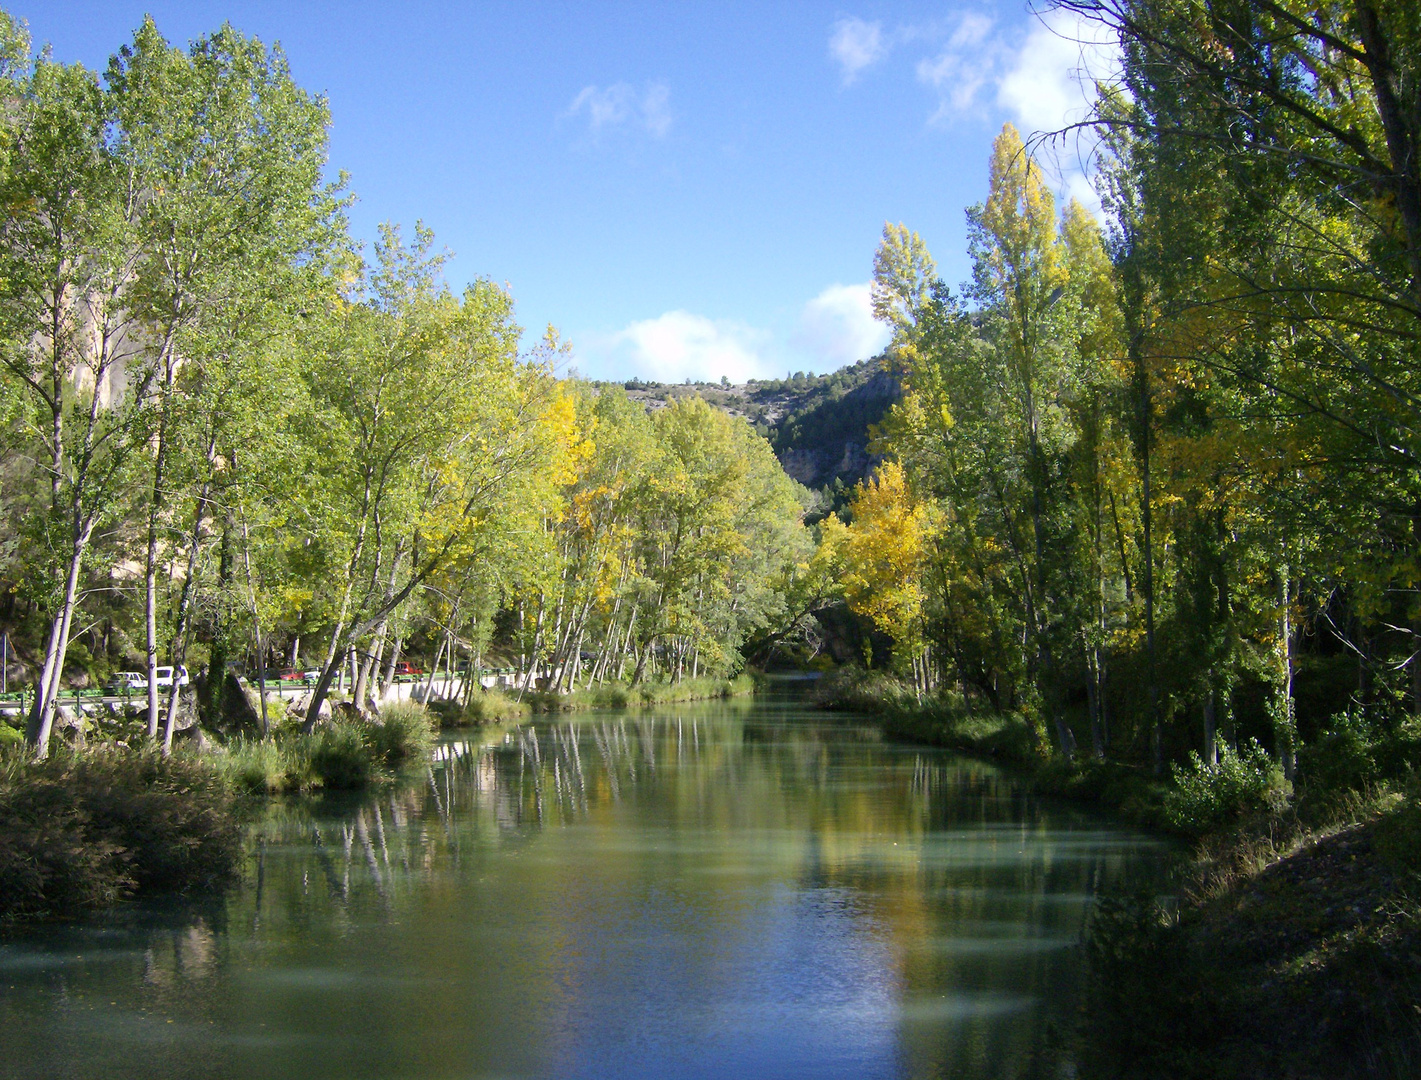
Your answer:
[109,671,147,690]
[154,665,189,688]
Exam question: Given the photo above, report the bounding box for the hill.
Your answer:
[615,357,900,505]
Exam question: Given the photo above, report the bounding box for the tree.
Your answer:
[297,224,564,728]
[0,48,155,755]
[106,17,341,738]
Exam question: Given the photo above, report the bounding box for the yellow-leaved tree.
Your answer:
[827,462,934,695]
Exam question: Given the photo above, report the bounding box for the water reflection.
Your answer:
[0,698,1171,1080]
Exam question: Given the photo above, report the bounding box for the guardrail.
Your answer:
[0,669,527,714]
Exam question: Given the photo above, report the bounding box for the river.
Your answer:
[0,691,1171,1079]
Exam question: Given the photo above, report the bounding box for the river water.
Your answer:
[0,692,1170,1079]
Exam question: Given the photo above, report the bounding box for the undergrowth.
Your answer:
[220,702,436,794]
[0,745,243,922]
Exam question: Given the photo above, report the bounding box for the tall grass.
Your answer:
[527,674,756,712]
[220,702,437,795]
[814,668,1041,764]
[445,688,530,725]
[0,745,242,921]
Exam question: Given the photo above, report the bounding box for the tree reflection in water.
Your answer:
[0,704,1172,1080]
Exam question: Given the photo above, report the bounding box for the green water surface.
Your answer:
[0,692,1170,1079]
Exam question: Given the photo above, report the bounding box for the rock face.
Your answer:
[615,357,901,495]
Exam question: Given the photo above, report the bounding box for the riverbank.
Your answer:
[1082,797,1421,1079]
[0,676,762,922]
[445,674,758,722]
[816,669,1421,1077]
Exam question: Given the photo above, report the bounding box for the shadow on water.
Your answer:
[0,693,1173,1080]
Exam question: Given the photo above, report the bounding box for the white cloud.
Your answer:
[914,12,1002,123]
[577,283,890,384]
[996,8,1118,137]
[911,8,1117,133]
[793,283,890,369]
[829,17,886,85]
[565,81,673,138]
[595,311,771,383]
[642,82,672,137]
[950,11,995,50]
[907,8,1119,214]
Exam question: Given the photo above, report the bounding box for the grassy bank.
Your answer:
[0,746,243,922]
[521,674,757,714]
[1081,793,1421,1079]
[219,701,436,794]
[424,676,756,727]
[817,668,1421,1076]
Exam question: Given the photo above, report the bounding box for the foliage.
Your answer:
[0,745,242,921]
[0,7,800,757]
[1162,740,1291,837]
[364,701,435,766]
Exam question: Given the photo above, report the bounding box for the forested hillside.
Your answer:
[619,357,900,510]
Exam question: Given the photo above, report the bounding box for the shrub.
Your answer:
[0,746,242,921]
[306,723,376,790]
[457,689,530,723]
[367,701,435,766]
[1296,714,1379,819]
[1162,739,1291,837]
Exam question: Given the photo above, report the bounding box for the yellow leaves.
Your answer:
[833,461,933,657]
[977,123,1065,298]
[871,223,937,339]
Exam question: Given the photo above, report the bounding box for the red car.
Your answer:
[277,669,307,682]
[393,662,424,677]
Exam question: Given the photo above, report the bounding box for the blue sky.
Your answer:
[14,2,1115,382]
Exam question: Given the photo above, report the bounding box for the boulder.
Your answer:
[214,672,263,735]
[167,688,200,732]
[55,704,90,745]
[291,693,332,724]
[333,700,367,724]
[174,725,219,753]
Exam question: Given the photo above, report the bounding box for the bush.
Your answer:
[1297,715,1379,819]
[366,701,435,765]
[455,689,531,724]
[1162,739,1291,837]
[306,724,375,790]
[0,746,242,921]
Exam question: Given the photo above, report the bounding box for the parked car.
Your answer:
[107,671,147,691]
[393,662,424,677]
[277,669,306,682]
[153,665,189,688]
